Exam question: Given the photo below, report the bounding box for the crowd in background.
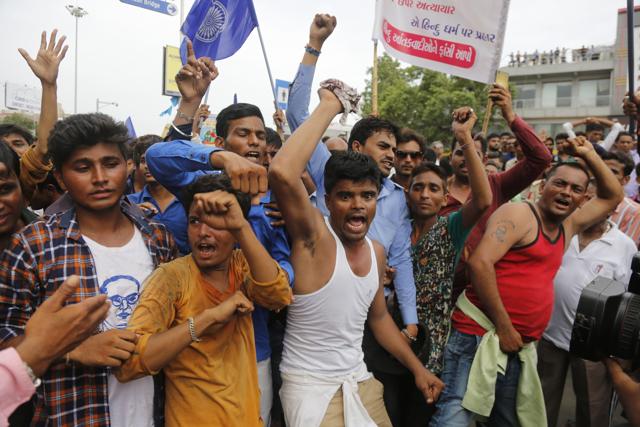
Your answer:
[1,12,640,427]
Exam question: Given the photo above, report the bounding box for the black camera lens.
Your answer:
[570,269,640,362]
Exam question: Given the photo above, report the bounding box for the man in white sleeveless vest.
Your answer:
[268,81,444,427]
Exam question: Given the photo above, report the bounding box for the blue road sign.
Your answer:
[275,79,291,110]
[120,0,177,16]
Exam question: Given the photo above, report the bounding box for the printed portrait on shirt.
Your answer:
[99,274,142,329]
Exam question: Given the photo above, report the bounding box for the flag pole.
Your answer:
[627,0,636,137]
[372,40,379,116]
[256,25,278,108]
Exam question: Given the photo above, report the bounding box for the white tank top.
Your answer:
[280,218,379,377]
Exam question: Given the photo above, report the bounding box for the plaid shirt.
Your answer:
[0,199,177,426]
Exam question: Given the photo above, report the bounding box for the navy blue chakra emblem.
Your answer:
[196,1,228,43]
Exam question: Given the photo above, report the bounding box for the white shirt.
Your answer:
[84,227,155,427]
[543,222,636,351]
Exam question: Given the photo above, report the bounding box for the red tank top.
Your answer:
[451,203,565,341]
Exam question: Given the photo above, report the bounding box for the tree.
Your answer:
[1,112,36,133]
[362,54,508,147]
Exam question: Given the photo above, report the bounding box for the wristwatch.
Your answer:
[22,361,41,387]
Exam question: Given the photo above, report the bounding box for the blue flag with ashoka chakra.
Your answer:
[180,0,258,63]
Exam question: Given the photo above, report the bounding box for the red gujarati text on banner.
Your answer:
[382,19,476,69]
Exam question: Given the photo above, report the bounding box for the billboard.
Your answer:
[4,83,41,113]
[163,45,182,97]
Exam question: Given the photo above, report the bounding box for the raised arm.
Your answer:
[467,203,534,353]
[491,84,552,200]
[17,30,67,199]
[563,137,624,237]
[269,89,343,241]
[453,107,492,228]
[599,121,624,151]
[170,40,218,136]
[285,13,336,133]
[19,30,67,158]
[193,190,291,308]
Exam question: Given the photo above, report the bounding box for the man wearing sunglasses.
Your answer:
[392,128,428,191]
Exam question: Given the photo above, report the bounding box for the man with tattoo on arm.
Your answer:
[431,136,624,427]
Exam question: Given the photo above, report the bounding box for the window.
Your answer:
[577,79,610,107]
[514,84,536,109]
[542,82,573,108]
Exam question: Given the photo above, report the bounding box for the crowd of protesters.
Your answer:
[1,12,640,427]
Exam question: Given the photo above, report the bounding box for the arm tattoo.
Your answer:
[491,220,516,243]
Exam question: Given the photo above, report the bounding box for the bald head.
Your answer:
[324,136,348,152]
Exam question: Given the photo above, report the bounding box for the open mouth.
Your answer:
[554,197,570,210]
[197,242,217,256]
[245,151,261,161]
[345,215,367,234]
[381,160,393,170]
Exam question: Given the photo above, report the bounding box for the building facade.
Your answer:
[500,7,637,137]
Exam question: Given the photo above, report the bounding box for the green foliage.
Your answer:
[0,112,36,133]
[362,54,507,148]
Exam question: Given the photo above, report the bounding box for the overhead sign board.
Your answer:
[120,0,177,16]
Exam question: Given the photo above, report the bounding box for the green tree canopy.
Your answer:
[362,54,508,148]
[0,112,36,133]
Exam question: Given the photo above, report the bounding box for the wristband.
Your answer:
[305,44,321,57]
[188,317,202,342]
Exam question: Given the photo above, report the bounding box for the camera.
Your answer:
[569,253,640,362]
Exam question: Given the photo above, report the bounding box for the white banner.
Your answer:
[4,82,41,113]
[373,0,510,84]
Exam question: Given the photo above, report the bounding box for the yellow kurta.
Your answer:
[117,251,291,427]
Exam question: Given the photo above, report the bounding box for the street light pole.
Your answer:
[65,5,88,114]
[96,98,118,113]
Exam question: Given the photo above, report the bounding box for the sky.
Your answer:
[0,0,631,135]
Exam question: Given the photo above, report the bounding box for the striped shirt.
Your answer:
[0,200,177,426]
[610,197,640,247]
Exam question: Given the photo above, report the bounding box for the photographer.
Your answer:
[604,358,640,427]
[537,180,636,427]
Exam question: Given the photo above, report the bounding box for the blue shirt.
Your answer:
[286,63,418,325]
[128,186,190,255]
[145,140,294,361]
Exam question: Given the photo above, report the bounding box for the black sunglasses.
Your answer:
[396,150,423,160]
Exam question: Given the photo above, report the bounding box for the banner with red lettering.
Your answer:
[373,0,510,84]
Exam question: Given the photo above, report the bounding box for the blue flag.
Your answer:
[180,0,258,63]
[124,116,137,139]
